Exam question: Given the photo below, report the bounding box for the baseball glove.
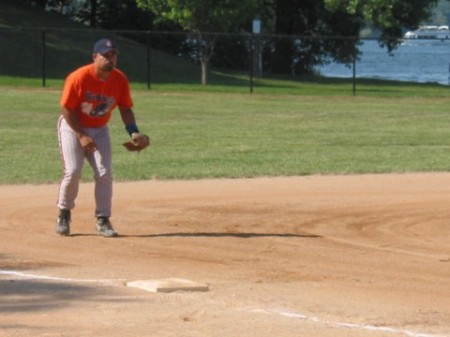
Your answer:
[123,132,150,152]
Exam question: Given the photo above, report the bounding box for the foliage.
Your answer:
[267,0,362,74]
[263,0,442,75]
[136,0,259,32]
[429,0,450,24]
[324,0,439,49]
[136,0,263,84]
[10,0,450,79]
[135,0,443,77]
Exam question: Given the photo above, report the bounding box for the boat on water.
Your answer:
[403,25,449,40]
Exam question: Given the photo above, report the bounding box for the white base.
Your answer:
[126,278,209,293]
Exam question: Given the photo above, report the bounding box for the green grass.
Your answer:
[2,0,450,185]
[2,86,450,185]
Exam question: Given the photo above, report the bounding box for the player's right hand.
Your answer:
[79,134,97,153]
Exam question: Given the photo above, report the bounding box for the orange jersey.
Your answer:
[60,64,133,128]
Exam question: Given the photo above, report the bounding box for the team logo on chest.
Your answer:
[81,92,116,117]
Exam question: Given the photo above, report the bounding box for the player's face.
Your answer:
[93,50,117,72]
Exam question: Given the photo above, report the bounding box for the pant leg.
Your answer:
[57,116,85,210]
[85,126,112,218]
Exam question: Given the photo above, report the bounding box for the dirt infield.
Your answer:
[1,174,449,337]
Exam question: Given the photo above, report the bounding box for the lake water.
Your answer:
[316,39,450,85]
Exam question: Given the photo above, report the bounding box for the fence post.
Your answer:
[147,32,151,90]
[352,56,356,96]
[448,63,450,85]
[41,29,46,87]
[249,33,254,93]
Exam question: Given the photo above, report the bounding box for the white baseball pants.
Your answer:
[57,116,113,218]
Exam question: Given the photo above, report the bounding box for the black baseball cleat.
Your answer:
[56,209,71,236]
[96,217,118,237]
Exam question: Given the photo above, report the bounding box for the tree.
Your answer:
[431,0,450,25]
[71,0,147,29]
[268,0,440,75]
[324,0,440,49]
[136,0,261,85]
[269,0,362,74]
[90,0,97,26]
[25,0,442,78]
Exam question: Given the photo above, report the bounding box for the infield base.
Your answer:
[126,278,209,293]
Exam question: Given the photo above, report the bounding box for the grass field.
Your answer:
[2,0,450,185]
[1,84,450,185]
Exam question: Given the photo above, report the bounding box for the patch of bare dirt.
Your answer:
[0,174,449,337]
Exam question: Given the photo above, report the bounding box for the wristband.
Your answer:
[125,124,139,136]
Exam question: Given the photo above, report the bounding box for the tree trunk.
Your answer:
[200,58,208,85]
[90,0,98,27]
[197,32,216,86]
[271,0,295,74]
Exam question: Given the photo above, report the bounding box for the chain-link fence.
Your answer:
[1,27,449,92]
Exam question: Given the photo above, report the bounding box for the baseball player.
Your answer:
[56,38,149,237]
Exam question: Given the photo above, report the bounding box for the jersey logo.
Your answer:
[90,103,109,117]
[81,92,116,118]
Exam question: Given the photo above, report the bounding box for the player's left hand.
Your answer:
[122,132,150,152]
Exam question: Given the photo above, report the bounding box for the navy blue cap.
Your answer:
[93,38,117,54]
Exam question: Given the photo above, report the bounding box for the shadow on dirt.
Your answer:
[120,232,321,238]
[0,255,130,317]
[0,279,98,314]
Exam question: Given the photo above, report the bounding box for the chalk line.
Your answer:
[0,269,124,286]
[246,308,447,337]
